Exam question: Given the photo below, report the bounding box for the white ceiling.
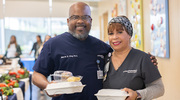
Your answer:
[6,0,104,2]
[5,0,104,7]
[54,0,103,2]
[2,0,107,17]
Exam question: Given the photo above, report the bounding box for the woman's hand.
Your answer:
[122,88,137,100]
[148,52,158,66]
[0,55,3,59]
[15,52,18,56]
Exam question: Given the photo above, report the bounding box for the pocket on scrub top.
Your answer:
[59,57,79,69]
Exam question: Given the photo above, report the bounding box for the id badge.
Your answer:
[97,70,103,79]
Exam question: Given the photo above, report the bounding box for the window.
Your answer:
[4,17,68,55]
[51,18,68,35]
[1,17,99,56]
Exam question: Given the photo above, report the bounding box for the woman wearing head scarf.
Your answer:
[103,16,164,100]
[4,35,22,58]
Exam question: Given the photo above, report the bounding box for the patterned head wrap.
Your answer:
[108,16,133,36]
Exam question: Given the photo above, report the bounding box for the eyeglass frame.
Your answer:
[69,15,92,21]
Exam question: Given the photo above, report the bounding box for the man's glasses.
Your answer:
[69,15,92,21]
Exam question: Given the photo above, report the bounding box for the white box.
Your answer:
[95,89,129,100]
[45,82,85,95]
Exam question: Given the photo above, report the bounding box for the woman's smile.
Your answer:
[112,41,121,46]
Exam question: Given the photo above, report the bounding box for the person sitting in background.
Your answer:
[29,35,42,60]
[38,35,51,54]
[4,35,22,58]
[103,16,164,100]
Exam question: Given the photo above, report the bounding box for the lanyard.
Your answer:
[96,59,103,79]
[96,59,101,70]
